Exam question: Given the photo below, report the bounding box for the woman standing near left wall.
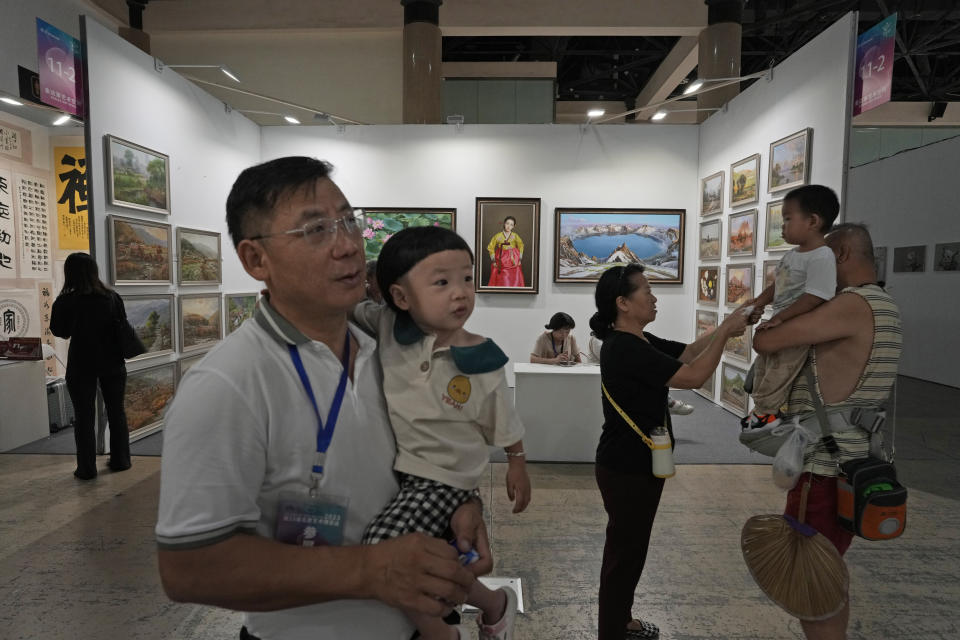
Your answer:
[50,252,132,479]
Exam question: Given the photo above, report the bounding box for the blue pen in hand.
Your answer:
[448,539,480,566]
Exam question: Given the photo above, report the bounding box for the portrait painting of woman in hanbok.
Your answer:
[487,216,525,287]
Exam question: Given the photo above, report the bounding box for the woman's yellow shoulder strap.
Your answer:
[601,381,655,449]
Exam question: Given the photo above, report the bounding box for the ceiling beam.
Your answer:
[632,36,699,120]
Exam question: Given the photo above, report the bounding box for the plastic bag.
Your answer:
[772,418,812,490]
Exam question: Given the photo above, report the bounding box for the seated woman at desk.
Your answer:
[530,312,582,364]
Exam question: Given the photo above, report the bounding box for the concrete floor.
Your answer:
[0,456,958,639]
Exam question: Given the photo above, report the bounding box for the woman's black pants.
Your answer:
[66,368,129,477]
[595,463,665,640]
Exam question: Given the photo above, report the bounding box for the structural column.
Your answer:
[402,0,443,124]
[697,0,742,120]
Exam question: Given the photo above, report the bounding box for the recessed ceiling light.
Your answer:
[1,97,24,106]
[651,110,668,121]
[284,115,300,125]
[587,109,606,117]
[683,79,704,95]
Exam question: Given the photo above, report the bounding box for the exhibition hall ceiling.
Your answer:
[85,0,960,125]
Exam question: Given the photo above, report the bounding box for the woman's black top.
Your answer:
[50,290,126,376]
[596,330,685,475]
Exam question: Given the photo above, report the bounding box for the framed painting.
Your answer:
[762,259,779,292]
[554,208,685,284]
[730,153,760,208]
[124,361,177,440]
[765,200,795,252]
[700,171,724,217]
[697,370,717,401]
[697,265,719,306]
[224,292,258,335]
[725,263,755,308]
[727,209,757,258]
[475,198,540,294]
[179,293,223,353]
[699,219,721,261]
[177,227,222,285]
[360,208,457,262]
[893,245,926,273]
[120,294,174,361]
[723,315,752,363]
[695,309,718,339]
[176,353,205,381]
[105,135,170,214]
[769,128,812,194]
[720,362,750,416]
[933,242,959,272]
[108,215,172,285]
[874,246,887,281]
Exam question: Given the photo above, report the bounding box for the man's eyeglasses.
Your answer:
[249,209,367,246]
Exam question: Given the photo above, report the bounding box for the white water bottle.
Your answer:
[650,426,675,479]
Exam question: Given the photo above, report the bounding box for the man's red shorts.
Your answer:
[784,472,854,556]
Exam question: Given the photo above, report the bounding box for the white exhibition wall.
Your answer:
[847,135,960,388]
[262,124,700,382]
[697,12,857,406]
[84,17,262,298]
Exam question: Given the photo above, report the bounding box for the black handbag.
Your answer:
[114,294,146,359]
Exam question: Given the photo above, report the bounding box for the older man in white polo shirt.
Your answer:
[155,157,490,640]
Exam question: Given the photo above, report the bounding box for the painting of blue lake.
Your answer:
[572,233,664,258]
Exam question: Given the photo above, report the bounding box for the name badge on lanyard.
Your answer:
[274,330,351,547]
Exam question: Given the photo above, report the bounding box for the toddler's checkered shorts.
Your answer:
[362,473,474,544]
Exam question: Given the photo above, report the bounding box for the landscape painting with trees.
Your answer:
[121,295,174,360]
[106,135,170,214]
[179,294,222,352]
[125,363,176,436]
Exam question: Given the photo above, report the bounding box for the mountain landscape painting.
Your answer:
[554,209,684,283]
[122,295,174,359]
[177,228,221,284]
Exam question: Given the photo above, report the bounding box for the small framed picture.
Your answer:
[699,219,722,261]
[726,263,755,308]
[701,171,724,217]
[730,153,760,208]
[721,362,750,416]
[762,259,779,292]
[695,309,718,339]
[107,215,172,285]
[892,245,926,273]
[177,227,222,285]
[697,266,720,306]
[874,247,887,281]
[224,292,258,335]
[727,209,757,258]
[120,294,175,361]
[361,208,457,261]
[768,128,812,194]
[476,197,540,294]
[105,135,170,215]
[697,370,717,401]
[933,242,960,272]
[723,315,752,363]
[124,361,177,440]
[179,293,223,353]
[764,200,796,252]
[554,208,684,284]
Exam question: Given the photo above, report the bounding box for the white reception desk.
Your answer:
[513,362,602,462]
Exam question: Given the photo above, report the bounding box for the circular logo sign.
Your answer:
[0,299,30,338]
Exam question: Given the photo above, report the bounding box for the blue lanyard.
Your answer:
[288,330,350,491]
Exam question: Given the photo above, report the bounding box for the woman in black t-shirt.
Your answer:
[50,253,132,480]
[589,264,747,640]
